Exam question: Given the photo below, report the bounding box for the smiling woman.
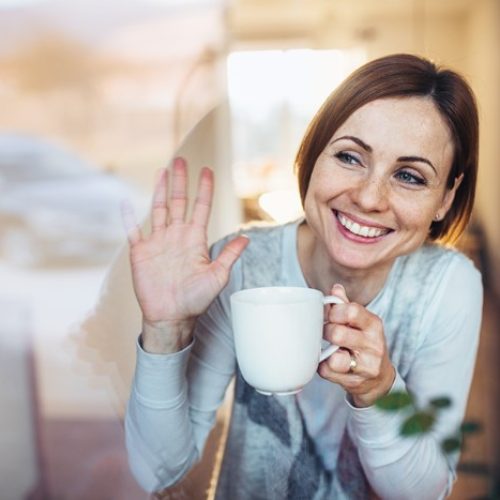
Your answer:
[301,97,461,289]
[123,54,482,500]
[295,54,478,244]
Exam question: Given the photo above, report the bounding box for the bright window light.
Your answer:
[227,48,366,215]
[258,189,303,224]
[228,49,365,120]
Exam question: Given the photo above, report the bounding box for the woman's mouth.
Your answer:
[336,211,392,239]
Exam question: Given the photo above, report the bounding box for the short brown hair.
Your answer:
[295,53,479,243]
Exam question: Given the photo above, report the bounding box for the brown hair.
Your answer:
[295,53,479,243]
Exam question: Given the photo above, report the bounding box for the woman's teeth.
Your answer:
[337,213,388,238]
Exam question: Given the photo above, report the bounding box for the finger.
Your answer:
[121,199,143,245]
[320,369,364,390]
[324,283,349,321]
[169,157,188,223]
[151,168,169,232]
[319,348,353,375]
[330,283,349,303]
[210,235,250,277]
[325,323,365,352]
[190,167,213,227]
[328,301,377,330]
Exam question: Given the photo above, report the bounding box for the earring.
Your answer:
[434,213,441,221]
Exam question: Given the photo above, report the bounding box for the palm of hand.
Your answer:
[123,158,248,330]
[130,224,222,323]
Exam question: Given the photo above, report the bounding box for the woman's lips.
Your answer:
[335,211,392,241]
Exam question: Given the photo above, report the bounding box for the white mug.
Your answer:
[230,286,344,396]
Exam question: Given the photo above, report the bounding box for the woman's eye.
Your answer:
[395,170,427,186]
[335,152,360,165]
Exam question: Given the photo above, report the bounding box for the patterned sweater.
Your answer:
[125,221,482,499]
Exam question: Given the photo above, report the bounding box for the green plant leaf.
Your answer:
[430,397,452,409]
[401,411,435,436]
[375,391,413,411]
[441,436,461,454]
[460,421,482,434]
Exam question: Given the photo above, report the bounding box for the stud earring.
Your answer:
[434,213,442,221]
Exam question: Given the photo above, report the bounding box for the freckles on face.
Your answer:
[302,97,456,271]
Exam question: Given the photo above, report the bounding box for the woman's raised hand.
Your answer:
[122,157,249,353]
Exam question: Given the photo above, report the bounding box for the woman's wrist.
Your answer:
[351,364,397,408]
[141,318,196,354]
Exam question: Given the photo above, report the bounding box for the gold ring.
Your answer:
[348,353,358,374]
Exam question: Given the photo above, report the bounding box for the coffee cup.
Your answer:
[230,286,344,396]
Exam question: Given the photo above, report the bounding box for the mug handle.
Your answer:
[319,295,345,362]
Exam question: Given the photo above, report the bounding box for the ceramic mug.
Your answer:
[230,286,344,396]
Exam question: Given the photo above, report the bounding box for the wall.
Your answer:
[465,0,500,296]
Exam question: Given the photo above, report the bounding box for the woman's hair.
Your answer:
[295,53,479,243]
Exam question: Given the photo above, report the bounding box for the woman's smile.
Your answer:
[334,210,393,242]
[301,96,460,278]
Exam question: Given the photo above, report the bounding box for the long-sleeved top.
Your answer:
[125,220,483,499]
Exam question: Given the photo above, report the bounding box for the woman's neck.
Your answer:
[297,221,392,306]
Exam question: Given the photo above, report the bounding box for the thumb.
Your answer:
[212,235,249,273]
[330,283,349,303]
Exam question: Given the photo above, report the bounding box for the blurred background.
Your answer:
[0,0,498,498]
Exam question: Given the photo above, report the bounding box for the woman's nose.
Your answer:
[351,174,390,212]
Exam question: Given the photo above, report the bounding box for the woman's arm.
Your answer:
[125,340,199,491]
[125,249,241,492]
[347,257,483,499]
[122,158,247,492]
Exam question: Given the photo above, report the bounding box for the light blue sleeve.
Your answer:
[347,254,483,500]
[124,237,242,492]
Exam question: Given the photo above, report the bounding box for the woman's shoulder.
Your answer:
[393,243,483,315]
[412,244,483,347]
[381,243,483,372]
[401,243,481,280]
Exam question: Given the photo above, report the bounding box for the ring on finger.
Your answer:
[348,352,358,374]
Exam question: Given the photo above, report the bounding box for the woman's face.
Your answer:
[303,96,460,273]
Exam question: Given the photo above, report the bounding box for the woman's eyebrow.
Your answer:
[398,156,437,174]
[331,135,372,152]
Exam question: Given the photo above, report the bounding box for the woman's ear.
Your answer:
[436,174,464,220]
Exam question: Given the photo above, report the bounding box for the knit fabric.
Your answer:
[214,223,455,500]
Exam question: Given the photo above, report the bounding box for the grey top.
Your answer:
[125,221,483,499]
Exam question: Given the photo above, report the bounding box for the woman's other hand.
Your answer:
[122,157,249,353]
[319,284,396,407]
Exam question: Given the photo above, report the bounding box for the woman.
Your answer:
[124,54,482,499]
